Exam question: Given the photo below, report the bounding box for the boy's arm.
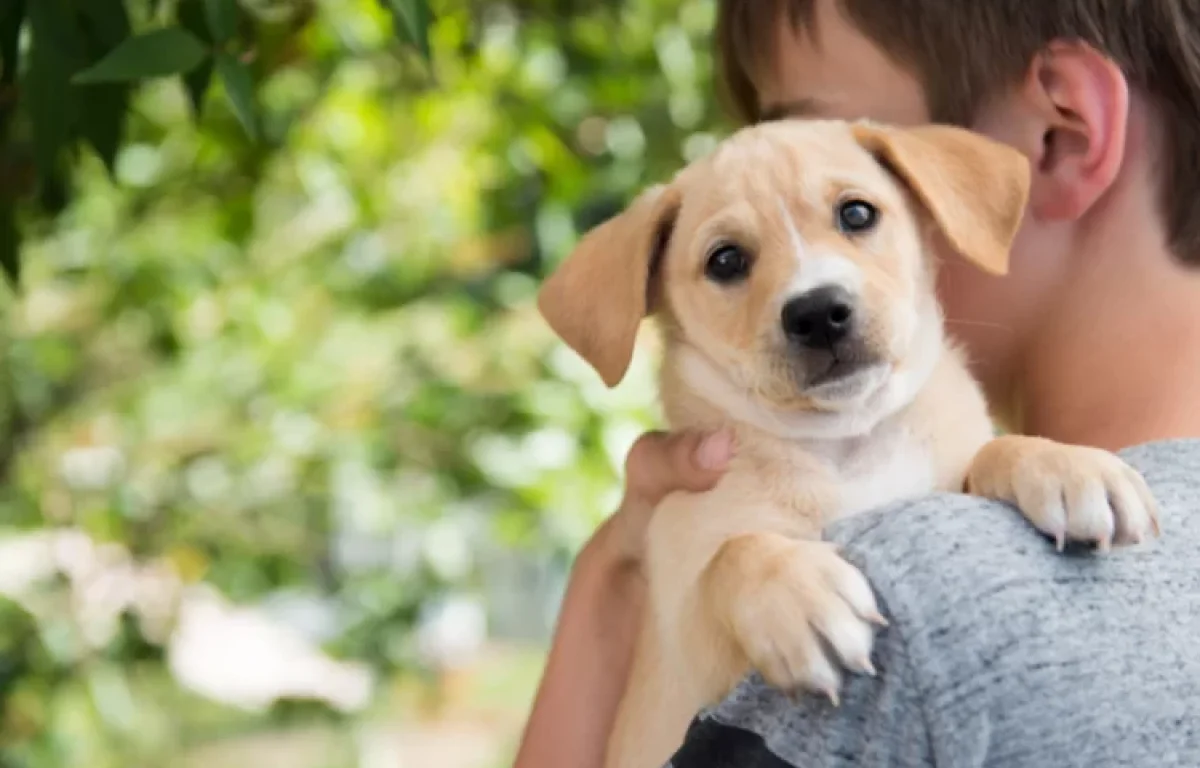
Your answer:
[513,430,734,768]
[511,528,647,768]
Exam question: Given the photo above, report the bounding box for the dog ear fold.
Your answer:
[852,122,1031,276]
[537,183,682,387]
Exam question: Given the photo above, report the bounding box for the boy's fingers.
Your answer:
[624,429,735,507]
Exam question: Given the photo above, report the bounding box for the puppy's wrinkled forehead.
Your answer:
[686,121,894,215]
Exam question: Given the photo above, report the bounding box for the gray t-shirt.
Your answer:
[667,439,1200,768]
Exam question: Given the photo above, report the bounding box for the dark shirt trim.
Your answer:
[669,715,795,768]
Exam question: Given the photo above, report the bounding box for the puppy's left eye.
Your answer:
[836,199,879,234]
[705,244,751,284]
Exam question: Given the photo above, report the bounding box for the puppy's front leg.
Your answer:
[645,473,884,725]
[699,532,886,702]
[967,435,1161,550]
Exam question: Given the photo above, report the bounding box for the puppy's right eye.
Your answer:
[836,199,879,234]
[705,244,751,284]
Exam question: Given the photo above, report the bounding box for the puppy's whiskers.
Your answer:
[944,318,1014,334]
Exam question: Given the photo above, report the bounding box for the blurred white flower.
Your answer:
[522,46,566,91]
[271,409,324,456]
[168,584,374,713]
[185,456,233,503]
[605,116,647,159]
[0,530,64,598]
[2,530,376,713]
[59,444,125,490]
[245,455,298,504]
[0,529,181,650]
[332,458,393,532]
[522,427,578,472]
[655,25,697,84]
[469,433,539,489]
[415,595,487,671]
[422,519,473,582]
[259,590,344,645]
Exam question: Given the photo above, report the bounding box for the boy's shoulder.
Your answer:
[830,437,1200,579]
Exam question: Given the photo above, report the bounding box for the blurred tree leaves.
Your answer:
[0,200,16,283]
[215,51,259,137]
[0,0,438,288]
[73,28,209,84]
[384,0,433,60]
[0,0,726,764]
[205,0,240,43]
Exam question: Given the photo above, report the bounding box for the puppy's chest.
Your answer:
[805,427,936,521]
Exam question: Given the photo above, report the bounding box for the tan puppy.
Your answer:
[537,119,1161,768]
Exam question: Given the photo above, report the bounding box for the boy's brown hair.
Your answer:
[716,0,1200,264]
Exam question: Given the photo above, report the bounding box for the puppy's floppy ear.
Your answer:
[852,122,1031,276]
[537,183,682,387]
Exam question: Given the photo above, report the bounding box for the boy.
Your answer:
[515,1,1200,766]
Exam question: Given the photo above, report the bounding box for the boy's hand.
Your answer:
[589,429,736,570]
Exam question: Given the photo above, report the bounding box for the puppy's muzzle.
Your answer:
[780,285,879,390]
[781,285,856,351]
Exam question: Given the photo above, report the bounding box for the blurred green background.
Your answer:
[0,0,728,766]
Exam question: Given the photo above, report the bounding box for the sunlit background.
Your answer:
[0,0,728,766]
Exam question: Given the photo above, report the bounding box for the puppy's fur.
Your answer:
[538,120,1161,768]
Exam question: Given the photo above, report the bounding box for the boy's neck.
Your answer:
[1012,172,1200,452]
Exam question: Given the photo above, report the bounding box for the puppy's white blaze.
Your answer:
[787,254,864,300]
[775,197,863,298]
[778,196,807,262]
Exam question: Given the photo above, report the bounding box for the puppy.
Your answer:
[537,119,1161,768]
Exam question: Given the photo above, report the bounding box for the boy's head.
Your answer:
[715,0,1200,422]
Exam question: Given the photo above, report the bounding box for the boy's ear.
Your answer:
[852,122,1032,275]
[537,183,682,387]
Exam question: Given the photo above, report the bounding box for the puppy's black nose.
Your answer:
[781,286,856,349]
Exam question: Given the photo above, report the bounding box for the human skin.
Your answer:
[511,430,735,768]
[513,0,1200,765]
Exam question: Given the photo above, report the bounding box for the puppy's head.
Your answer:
[538,120,1029,418]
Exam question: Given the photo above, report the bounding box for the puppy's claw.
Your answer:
[1054,531,1065,552]
[857,656,876,677]
[825,688,840,708]
[866,611,889,627]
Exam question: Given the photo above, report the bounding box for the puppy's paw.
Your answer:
[968,435,1161,551]
[716,536,885,703]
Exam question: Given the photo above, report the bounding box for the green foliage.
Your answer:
[205,0,240,43]
[73,28,210,84]
[0,0,435,286]
[0,0,727,765]
[385,0,432,60]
